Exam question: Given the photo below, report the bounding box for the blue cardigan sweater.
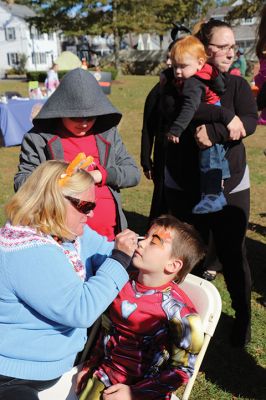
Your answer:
[0,224,129,380]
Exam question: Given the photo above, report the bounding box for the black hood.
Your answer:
[32,68,122,133]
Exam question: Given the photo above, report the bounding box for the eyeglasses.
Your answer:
[209,43,236,53]
[65,196,96,214]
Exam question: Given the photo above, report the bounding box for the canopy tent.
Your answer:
[54,51,81,70]
[146,34,153,50]
[137,34,144,50]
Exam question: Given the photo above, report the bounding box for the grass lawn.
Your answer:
[0,76,265,399]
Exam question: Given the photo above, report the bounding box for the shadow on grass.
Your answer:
[201,312,266,399]
[248,221,266,237]
[246,236,266,298]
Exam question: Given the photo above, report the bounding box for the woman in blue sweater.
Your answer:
[0,157,137,399]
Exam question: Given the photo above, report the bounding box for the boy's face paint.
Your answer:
[132,225,174,276]
[150,228,172,247]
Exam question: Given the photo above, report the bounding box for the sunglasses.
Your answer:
[65,196,96,214]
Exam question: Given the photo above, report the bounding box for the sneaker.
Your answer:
[192,193,226,214]
[257,117,266,125]
[230,317,251,348]
[202,270,217,281]
[258,108,266,125]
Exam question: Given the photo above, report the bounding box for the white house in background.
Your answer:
[206,0,259,60]
[0,1,60,77]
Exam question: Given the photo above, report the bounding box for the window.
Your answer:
[47,32,54,40]
[5,27,16,41]
[242,17,254,25]
[30,28,44,40]
[31,52,47,65]
[37,31,45,40]
[7,53,19,66]
[237,41,245,49]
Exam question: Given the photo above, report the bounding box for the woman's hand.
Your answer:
[227,115,246,141]
[114,229,138,258]
[194,125,212,149]
[144,170,153,180]
[89,170,102,184]
[167,133,180,144]
[103,384,133,400]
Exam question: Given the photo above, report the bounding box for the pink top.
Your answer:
[61,134,117,241]
[254,57,266,89]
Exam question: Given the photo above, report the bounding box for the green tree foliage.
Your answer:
[226,0,265,20]
[21,0,214,36]
[16,0,214,68]
[8,0,33,5]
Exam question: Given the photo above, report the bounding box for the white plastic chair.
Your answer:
[38,318,102,400]
[171,273,222,400]
[39,273,221,400]
[38,366,80,400]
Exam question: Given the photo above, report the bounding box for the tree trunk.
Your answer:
[112,0,121,74]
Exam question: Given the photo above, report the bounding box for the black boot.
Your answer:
[230,316,251,348]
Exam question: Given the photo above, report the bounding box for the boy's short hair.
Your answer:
[170,35,207,64]
[150,215,206,283]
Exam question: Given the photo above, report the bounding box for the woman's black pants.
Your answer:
[0,374,60,399]
[165,187,252,342]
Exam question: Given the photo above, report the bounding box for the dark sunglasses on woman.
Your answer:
[65,196,96,214]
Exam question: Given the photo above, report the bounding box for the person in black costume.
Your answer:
[140,23,190,221]
[141,19,257,347]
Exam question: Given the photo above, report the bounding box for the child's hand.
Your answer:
[167,133,179,144]
[194,125,212,149]
[227,116,246,141]
[75,367,90,394]
[103,384,133,400]
[89,169,102,184]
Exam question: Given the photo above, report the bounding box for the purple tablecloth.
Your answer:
[0,99,46,147]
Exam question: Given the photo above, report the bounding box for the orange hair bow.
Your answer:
[59,153,94,186]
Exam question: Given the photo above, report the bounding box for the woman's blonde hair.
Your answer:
[5,160,94,240]
[171,35,207,64]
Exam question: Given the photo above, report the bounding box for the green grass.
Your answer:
[0,76,266,399]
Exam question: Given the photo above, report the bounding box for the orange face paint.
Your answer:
[149,227,172,247]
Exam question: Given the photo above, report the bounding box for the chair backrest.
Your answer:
[172,273,222,400]
[38,365,81,400]
[28,81,39,91]
[179,273,222,336]
[28,81,44,99]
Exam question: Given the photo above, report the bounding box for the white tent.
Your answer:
[137,34,144,50]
